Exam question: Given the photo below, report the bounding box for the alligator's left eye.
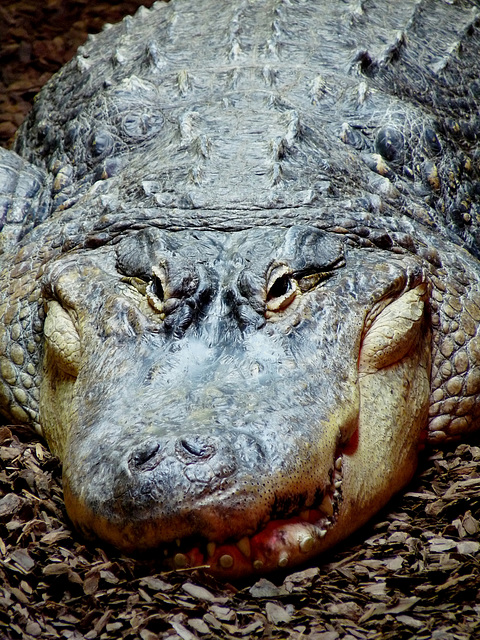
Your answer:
[266,265,332,313]
[266,265,299,312]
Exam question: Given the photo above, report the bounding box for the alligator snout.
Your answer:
[64,414,339,554]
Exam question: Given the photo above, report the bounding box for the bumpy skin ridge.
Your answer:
[7,2,480,251]
[1,0,480,576]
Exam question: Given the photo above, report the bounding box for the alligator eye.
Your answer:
[268,274,291,299]
[146,266,167,312]
[266,265,298,312]
[151,271,165,302]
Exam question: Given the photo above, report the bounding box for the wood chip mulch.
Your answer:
[1,423,479,640]
[0,0,156,149]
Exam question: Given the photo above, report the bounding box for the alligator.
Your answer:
[1,0,480,579]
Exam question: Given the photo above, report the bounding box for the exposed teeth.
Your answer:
[299,535,315,554]
[170,450,344,576]
[174,553,188,568]
[278,551,289,568]
[219,554,234,569]
[237,536,251,558]
[319,495,333,516]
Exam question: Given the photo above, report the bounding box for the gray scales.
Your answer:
[1,0,480,578]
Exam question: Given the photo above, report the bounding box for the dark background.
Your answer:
[0,0,156,148]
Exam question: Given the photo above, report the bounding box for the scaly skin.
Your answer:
[1,0,480,577]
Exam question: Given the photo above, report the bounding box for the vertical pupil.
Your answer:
[153,275,165,301]
[268,275,291,300]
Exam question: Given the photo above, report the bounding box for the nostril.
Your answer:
[178,436,216,460]
[129,441,161,471]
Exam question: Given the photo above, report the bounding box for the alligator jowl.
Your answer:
[1,0,480,578]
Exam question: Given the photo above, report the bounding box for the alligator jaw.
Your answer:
[162,455,344,578]
[62,446,346,579]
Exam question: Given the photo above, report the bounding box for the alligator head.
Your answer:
[39,224,430,577]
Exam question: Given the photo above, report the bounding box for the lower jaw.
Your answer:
[162,459,343,579]
[166,511,333,579]
[66,456,344,580]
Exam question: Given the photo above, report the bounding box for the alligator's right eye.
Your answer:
[151,270,165,302]
[267,274,292,300]
[146,265,167,312]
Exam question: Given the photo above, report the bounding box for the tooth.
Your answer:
[237,537,251,558]
[219,554,234,569]
[300,510,310,521]
[299,535,314,554]
[334,480,342,489]
[278,551,289,568]
[174,553,188,568]
[335,456,343,471]
[319,495,333,516]
[175,538,181,547]
[318,528,327,538]
[206,542,216,558]
[253,559,264,570]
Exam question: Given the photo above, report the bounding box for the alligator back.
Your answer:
[6,0,480,242]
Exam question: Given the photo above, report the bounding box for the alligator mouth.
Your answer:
[63,429,350,580]
[156,451,344,578]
